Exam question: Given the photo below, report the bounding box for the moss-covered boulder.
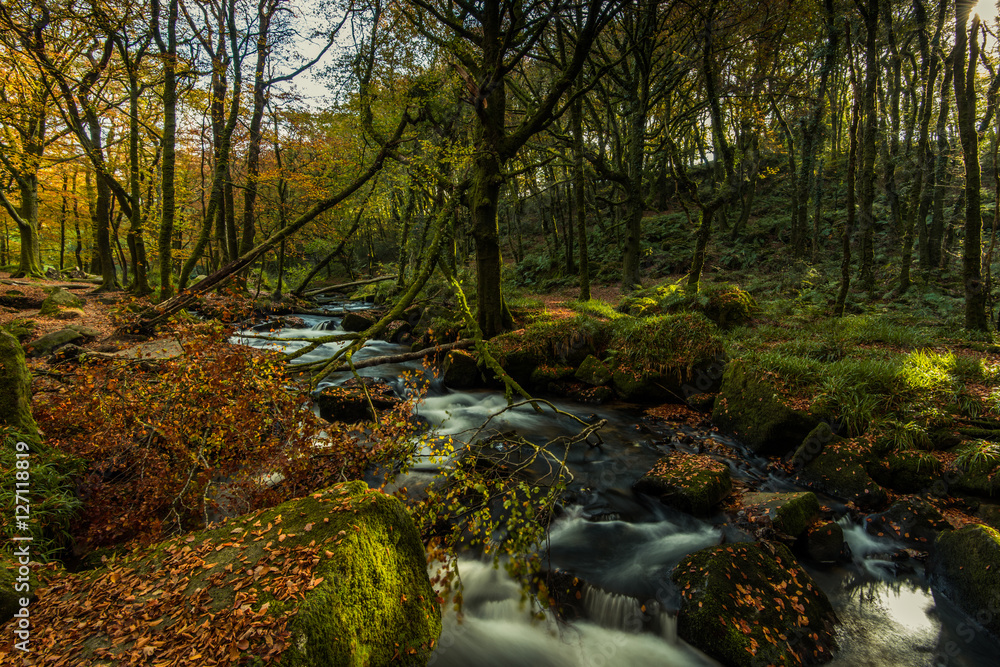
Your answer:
[804,522,849,564]
[712,360,818,456]
[487,316,609,386]
[441,349,481,388]
[633,453,732,515]
[869,450,943,494]
[608,313,726,403]
[313,378,401,423]
[0,331,39,443]
[341,311,376,332]
[945,441,1000,497]
[1,481,441,665]
[795,440,889,510]
[672,541,838,666]
[743,492,820,539]
[928,525,1000,638]
[24,328,83,358]
[575,354,612,386]
[38,287,84,316]
[619,281,758,328]
[864,496,950,548]
[65,324,102,340]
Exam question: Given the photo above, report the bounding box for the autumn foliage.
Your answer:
[33,322,420,551]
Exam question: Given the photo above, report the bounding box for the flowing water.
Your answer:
[237,312,1000,666]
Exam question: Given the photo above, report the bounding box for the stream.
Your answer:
[236,311,1000,666]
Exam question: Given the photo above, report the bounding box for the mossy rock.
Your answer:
[713,360,819,456]
[742,491,820,538]
[864,496,949,549]
[4,481,441,666]
[441,349,482,388]
[38,287,84,316]
[946,441,1000,497]
[977,503,1000,531]
[869,451,942,494]
[574,354,612,386]
[0,331,39,443]
[928,525,1000,638]
[619,281,758,328]
[794,441,889,510]
[53,307,85,320]
[66,324,102,340]
[608,313,726,402]
[341,311,376,332]
[24,328,84,358]
[804,522,848,564]
[487,316,608,385]
[0,318,36,342]
[672,541,838,666]
[633,453,732,515]
[529,364,575,387]
[313,378,401,424]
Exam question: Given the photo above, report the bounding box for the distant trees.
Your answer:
[0,0,999,331]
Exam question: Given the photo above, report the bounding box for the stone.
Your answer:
[673,541,838,666]
[54,307,84,320]
[341,311,376,332]
[712,360,818,457]
[65,325,102,340]
[313,377,400,423]
[945,441,1000,497]
[38,287,84,316]
[24,328,83,358]
[12,481,441,665]
[864,496,950,549]
[48,344,89,363]
[441,349,481,388]
[574,354,612,386]
[794,441,889,510]
[742,491,820,539]
[529,364,575,387]
[869,451,942,494]
[114,339,185,360]
[0,331,39,443]
[633,452,732,515]
[805,522,849,564]
[928,525,1000,638]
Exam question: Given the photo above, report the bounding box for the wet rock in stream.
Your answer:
[313,377,401,423]
[673,541,838,666]
[633,452,732,516]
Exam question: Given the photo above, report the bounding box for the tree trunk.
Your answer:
[857,0,880,297]
[953,7,991,330]
[836,24,861,316]
[155,0,179,301]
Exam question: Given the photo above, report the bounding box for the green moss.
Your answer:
[529,364,575,386]
[869,451,942,493]
[633,453,732,515]
[795,441,889,509]
[928,525,1000,637]
[23,482,440,666]
[712,359,818,456]
[672,541,837,666]
[742,492,820,538]
[574,355,612,386]
[619,281,758,328]
[487,315,610,383]
[0,331,39,444]
[947,441,1000,496]
[38,288,84,316]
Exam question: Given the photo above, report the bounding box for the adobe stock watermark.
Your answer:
[10,439,33,652]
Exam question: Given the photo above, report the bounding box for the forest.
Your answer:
[3,0,1000,666]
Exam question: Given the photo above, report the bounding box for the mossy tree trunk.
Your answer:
[856,0,879,298]
[954,5,991,331]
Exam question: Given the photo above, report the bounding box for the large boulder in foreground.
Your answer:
[928,524,1000,638]
[633,453,732,515]
[673,541,838,666]
[712,360,818,456]
[0,481,441,666]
